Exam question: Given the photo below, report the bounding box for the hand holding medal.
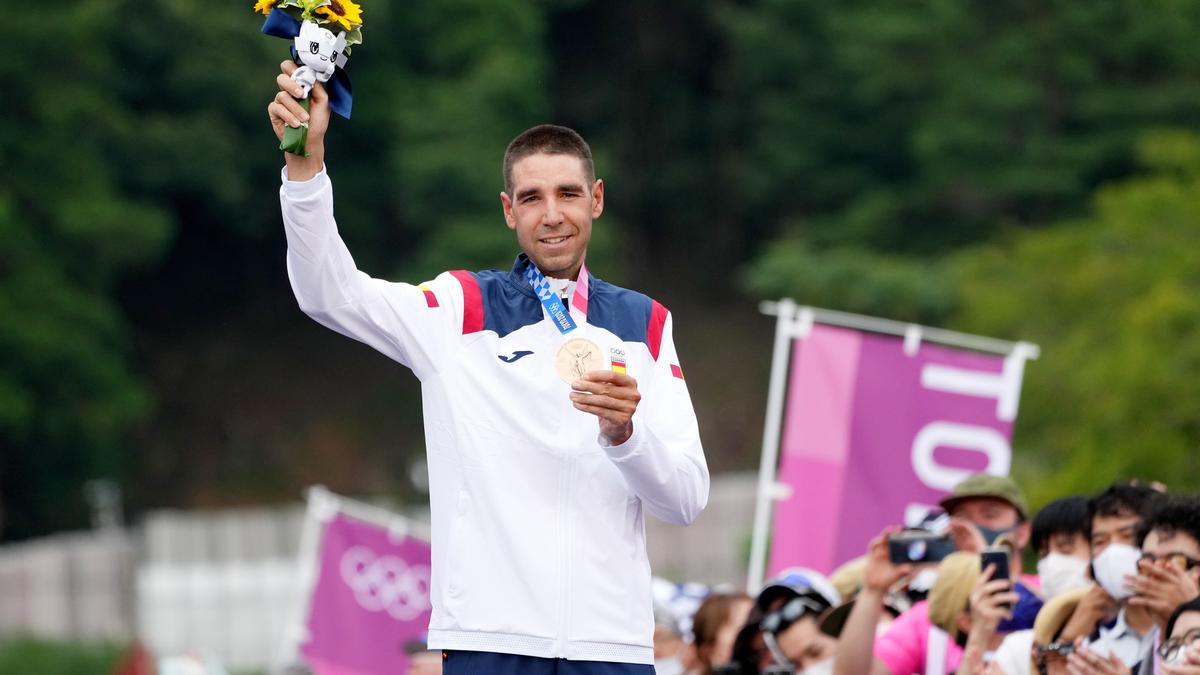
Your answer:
[255,0,363,157]
[569,370,641,446]
[527,261,641,446]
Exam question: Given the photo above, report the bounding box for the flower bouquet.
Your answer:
[254,0,363,156]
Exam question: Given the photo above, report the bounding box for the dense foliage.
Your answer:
[3,0,1199,538]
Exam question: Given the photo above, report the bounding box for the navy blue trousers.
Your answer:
[441,651,656,675]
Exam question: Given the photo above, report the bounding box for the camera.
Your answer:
[887,530,956,564]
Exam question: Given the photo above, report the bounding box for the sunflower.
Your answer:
[252,0,278,15]
[315,0,363,31]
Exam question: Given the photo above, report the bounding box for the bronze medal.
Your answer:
[555,338,603,384]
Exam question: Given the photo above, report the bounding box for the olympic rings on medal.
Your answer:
[339,545,432,621]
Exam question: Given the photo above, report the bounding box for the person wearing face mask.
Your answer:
[938,475,1037,591]
[652,579,710,675]
[1030,496,1093,601]
[986,496,1092,674]
[834,475,1036,675]
[1056,482,1167,672]
[1080,495,1200,675]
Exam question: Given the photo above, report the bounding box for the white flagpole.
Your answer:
[746,299,806,592]
[746,302,1039,593]
[271,486,432,673]
[272,485,338,674]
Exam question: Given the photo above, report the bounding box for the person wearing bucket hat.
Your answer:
[1023,586,1090,675]
[938,474,1033,585]
[833,475,1037,675]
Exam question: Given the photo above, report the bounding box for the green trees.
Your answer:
[951,131,1200,503]
[730,0,1200,320]
[5,0,1200,538]
[1,2,174,538]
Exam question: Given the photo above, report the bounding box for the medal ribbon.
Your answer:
[526,262,590,335]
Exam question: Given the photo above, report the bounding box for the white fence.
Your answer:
[0,472,758,671]
[0,531,135,643]
[137,559,298,671]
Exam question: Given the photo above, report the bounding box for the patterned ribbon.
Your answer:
[525,261,590,335]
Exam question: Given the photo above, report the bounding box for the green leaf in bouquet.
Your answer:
[344,25,362,48]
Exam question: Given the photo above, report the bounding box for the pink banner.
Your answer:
[301,514,433,675]
[768,324,1023,576]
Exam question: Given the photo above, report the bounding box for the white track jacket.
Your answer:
[280,168,710,665]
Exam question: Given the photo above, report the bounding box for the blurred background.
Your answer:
[4,0,1200,671]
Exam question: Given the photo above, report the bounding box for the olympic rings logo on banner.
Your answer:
[339,545,432,621]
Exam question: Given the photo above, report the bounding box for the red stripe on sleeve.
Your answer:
[671,364,685,380]
[422,289,440,308]
[647,300,669,361]
[450,270,484,334]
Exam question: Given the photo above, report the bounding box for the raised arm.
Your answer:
[835,531,909,675]
[269,61,459,380]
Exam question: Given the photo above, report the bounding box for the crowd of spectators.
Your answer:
[646,475,1200,675]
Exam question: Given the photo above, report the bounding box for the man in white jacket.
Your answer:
[268,61,710,675]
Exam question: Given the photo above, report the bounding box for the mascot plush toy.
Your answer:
[291,21,348,98]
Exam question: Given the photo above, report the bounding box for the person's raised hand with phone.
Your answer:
[955,563,1019,675]
[834,529,913,675]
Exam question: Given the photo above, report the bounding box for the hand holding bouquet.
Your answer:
[254,0,363,156]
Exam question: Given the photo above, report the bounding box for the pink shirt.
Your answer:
[874,601,963,675]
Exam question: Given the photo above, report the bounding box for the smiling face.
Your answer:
[500,152,603,280]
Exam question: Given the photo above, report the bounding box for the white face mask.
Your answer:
[1091,543,1141,600]
[1037,552,1091,600]
[802,658,835,675]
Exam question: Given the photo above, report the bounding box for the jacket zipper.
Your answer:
[556,446,572,657]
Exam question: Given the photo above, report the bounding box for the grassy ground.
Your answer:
[0,638,124,674]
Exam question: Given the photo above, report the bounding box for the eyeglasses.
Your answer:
[1158,628,1200,665]
[760,596,826,634]
[1140,551,1200,571]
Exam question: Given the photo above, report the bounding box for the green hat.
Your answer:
[938,473,1029,520]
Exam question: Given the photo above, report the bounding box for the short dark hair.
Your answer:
[502,124,595,195]
[1166,596,1200,639]
[1136,495,1200,548]
[1085,482,1166,541]
[1031,496,1090,555]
